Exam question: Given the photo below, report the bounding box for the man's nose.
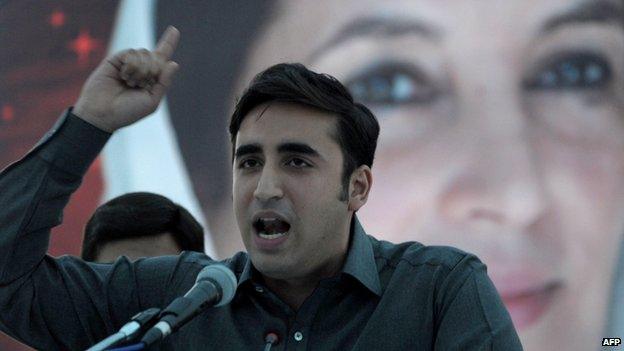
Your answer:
[253,166,284,202]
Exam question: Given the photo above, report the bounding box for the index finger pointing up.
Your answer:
[155,26,180,60]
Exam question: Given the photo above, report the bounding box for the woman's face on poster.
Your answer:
[235,0,624,350]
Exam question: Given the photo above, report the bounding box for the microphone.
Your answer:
[263,332,280,351]
[140,264,237,347]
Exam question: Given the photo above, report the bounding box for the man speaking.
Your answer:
[0,27,521,350]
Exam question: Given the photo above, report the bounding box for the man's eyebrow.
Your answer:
[277,142,322,158]
[234,143,262,159]
[541,0,624,33]
[310,15,440,61]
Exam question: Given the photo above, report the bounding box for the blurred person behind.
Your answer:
[81,192,205,263]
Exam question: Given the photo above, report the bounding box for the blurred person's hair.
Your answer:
[81,192,205,261]
[229,63,380,201]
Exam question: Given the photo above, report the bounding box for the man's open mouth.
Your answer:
[253,217,291,239]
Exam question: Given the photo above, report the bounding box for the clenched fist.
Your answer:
[73,26,180,132]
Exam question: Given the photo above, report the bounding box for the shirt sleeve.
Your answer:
[0,109,181,350]
[434,254,523,351]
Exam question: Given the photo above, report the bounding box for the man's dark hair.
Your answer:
[229,63,380,201]
[81,192,205,261]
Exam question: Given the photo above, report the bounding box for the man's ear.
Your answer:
[348,165,372,211]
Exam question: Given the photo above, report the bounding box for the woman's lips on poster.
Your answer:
[490,269,563,330]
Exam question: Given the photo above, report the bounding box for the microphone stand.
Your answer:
[85,264,238,350]
[84,308,160,351]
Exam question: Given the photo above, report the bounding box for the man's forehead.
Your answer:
[236,103,339,147]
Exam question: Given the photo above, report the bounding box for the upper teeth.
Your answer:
[258,232,288,239]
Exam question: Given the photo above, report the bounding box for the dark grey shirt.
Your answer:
[0,110,522,350]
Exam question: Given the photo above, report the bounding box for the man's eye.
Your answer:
[286,158,310,168]
[344,62,439,105]
[524,51,612,90]
[239,159,260,169]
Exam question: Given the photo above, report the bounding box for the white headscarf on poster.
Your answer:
[101,0,216,257]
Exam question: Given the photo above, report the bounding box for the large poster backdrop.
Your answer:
[1,1,623,350]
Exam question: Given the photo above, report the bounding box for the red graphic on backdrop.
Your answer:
[1,105,15,123]
[49,9,66,28]
[68,30,101,66]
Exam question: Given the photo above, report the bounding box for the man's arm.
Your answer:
[0,27,181,350]
[0,111,134,350]
[434,254,523,350]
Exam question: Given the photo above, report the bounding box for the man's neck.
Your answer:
[257,216,355,310]
[262,277,318,311]
[261,253,347,311]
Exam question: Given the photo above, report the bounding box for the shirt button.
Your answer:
[255,286,264,293]
[293,331,303,341]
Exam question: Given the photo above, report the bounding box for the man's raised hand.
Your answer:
[73,26,180,132]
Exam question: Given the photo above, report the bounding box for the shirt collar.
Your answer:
[238,256,254,287]
[238,215,381,296]
[341,216,381,296]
